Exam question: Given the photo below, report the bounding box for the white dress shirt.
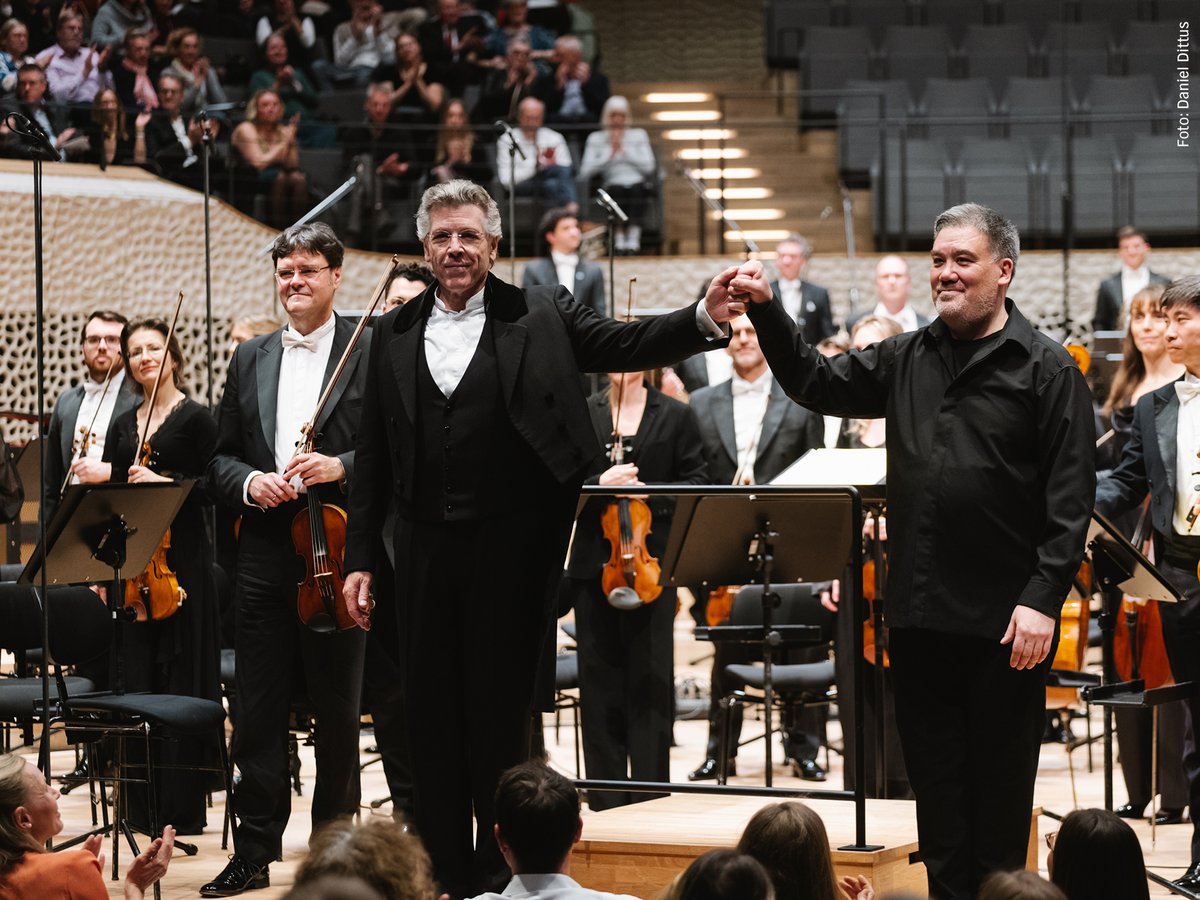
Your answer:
[426,287,487,396]
[68,368,126,485]
[496,126,572,185]
[466,872,641,900]
[870,300,920,333]
[275,314,336,487]
[730,371,772,483]
[1122,264,1152,307]
[550,250,578,291]
[777,277,803,322]
[1174,373,1200,534]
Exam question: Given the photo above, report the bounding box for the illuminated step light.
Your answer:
[688,167,761,180]
[724,229,793,242]
[644,92,713,103]
[676,147,747,160]
[652,110,721,122]
[710,208,784,221]
[663,128,736,141]
[704,187,772,200]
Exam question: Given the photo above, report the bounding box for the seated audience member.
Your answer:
[36,10,111,106]
[330,0,393,87]
[522,206,604,316]
[660,849,775,900]
[111,29,159,113]
[249,31,318,125]
[371,32,445,128]
[484,0,554,70]
[255,0,322,77]
[473,37,538,124]
[231,87,308,227]
[579,95,655,254]
[496,95,576,210]
[1047,808,1151,900]
[339,82,420,239]
[293,819,440,900]
[163,28,228,119]
[85,87,148,166]
[466,761,640,900]
[382,262,433,312]
[0,20,36,95]
[1,63,79,160]
[429,97,492,184]
[91,0,153,48]
[0,753,174,899]
[736,802,840,900]
[535,34,608,139]
[416,0,490,97]
[143,72,213,188]
[978,871,1067,900]
[285,875,386,900]
[147,0,201,57]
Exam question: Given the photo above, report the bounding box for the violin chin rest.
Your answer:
[606,587,643,611]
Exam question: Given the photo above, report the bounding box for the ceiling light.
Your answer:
[704,187,772,200]
[688,167,760,180]
[711,208,784,220]
[676,147,747,160]
[644,92,713,103]
[652,110,721,122]
[663,128,736,141]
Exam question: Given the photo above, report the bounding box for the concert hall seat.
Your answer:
[1127,135,1200,236]
[878,25,954,97]
[762,1,832,70]
[958,23,1038,94]
[1034,135,1126,239]
[918,77,997,143]
[837,78,910,175]
[1082,74,1163,144]
[871,137,954,246]
[1122,21,1185,99]
[1040,21,1117,98]
[953,137,1038,233]
[1002,76,1078,141]
[799,25,874,120]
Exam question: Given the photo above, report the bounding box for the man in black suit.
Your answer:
[201,224,369,897]
[521,206,606,318]
[341,179,740,897]
[770,233,835,346]
[142,72,210,191]
[1097,275,1200,893]
[1092,226,1170,333]
[685,314,826,781]
[1,63,76,161]
[417,0,489,96]
[845,255,932,335]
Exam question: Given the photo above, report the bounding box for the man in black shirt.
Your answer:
[730,203,1095,900]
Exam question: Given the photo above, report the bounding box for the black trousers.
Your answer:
[1156,559,1200,861]
[889,627,1051,900]
[1115,699,1189,811]
[231,511,367,866]
[571,578,673,810]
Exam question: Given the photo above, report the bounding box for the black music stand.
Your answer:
[662,490,855,788]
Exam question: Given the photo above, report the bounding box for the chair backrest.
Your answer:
[0,584,110,664]
[728,584,836,643]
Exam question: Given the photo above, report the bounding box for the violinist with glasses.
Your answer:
[564,365,707,810]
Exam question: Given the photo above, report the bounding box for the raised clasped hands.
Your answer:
[703,260,772,324]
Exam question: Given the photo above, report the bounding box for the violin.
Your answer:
[293,256,399,633]
[600,434,662,610]
[861,522,889,668]
[123,293,187,622]
[61,356,118,496]
[1113,507,1173,688]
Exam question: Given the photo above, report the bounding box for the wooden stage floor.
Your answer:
[14,617,1197,899]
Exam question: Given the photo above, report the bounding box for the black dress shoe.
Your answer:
[199,856,270,897]
[1173,861,1200,891]
[1156,808,1187,826]
[1115,802,1146,819]
[791,758,826,782]
[688,758,734,781]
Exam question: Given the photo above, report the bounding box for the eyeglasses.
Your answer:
[128,345,166,360]
[83,335,119,347]
[1044,831,1058,851]
[275,265,331,282]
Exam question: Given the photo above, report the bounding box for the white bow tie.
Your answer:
[83,379,107,397]
[282,329,319,352]
[731,378,769,398]
[1177,381,1200,403]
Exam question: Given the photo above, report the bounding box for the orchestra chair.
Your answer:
[715,584,838,784]
[551,620,583,777]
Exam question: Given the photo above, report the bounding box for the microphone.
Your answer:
[6,112,59,161]
[596,187,628,223]
[493,119,527,160]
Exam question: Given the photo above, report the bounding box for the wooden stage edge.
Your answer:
[573,793,1041,896]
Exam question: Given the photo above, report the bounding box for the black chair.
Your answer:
[799,25,875,120]
[838,78,911,174]
[958,23,1037,92]
[879,24,955,96]
[954,137,1038,232]
[1041,21,1117,97]
[715,584,837,784]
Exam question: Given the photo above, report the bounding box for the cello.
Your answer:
[292,256,399,633]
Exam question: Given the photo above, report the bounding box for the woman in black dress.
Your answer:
[565,369,707,810]
[104,316,221,834]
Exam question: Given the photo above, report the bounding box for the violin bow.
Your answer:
[136,291,186,466]
[298,254,400,455]
[60,355,118,496]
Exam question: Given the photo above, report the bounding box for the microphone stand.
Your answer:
[200,112,214,411]
[840,182,861,314]
[596,188,628,319]
[494,120,527,280]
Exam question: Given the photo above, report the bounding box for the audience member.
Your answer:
[978,871,1067,900]
[249,31,319,126]
[497,95,576,209]
[845,256,929,334]
[736,802,839,900]
[294,819,441,900]
[465,761,641,900]
[1092,226,1170,333]
[85,86,148,166]
[579,94,655,254]
[372,32,445,128]
[535,34,608,139]
[111,29,159,113]
[11,0,56,55]
[339,82,420,240]
[0,753,175,899]
[231,87,307,228]
[143,71,211,188]
[660,849,775,900]
[254,0,319,72]
[1047,808,1150,900]
[768,233,835,345]
[429,97,492,183]
[416,0,490,96]
[163,28,228,119]
[0,20,36,94]
[331,0,393,87]
[1,63,78,160]
[484,0,554,69]
[474,36,538,124]
[285,874,387,900]
[522,205,605,316]
[381,261,433,312]
[147,0,201,57]
[35,10,111,105]
[91,0,152,47]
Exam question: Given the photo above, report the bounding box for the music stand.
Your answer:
[1079,511,1188,836]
